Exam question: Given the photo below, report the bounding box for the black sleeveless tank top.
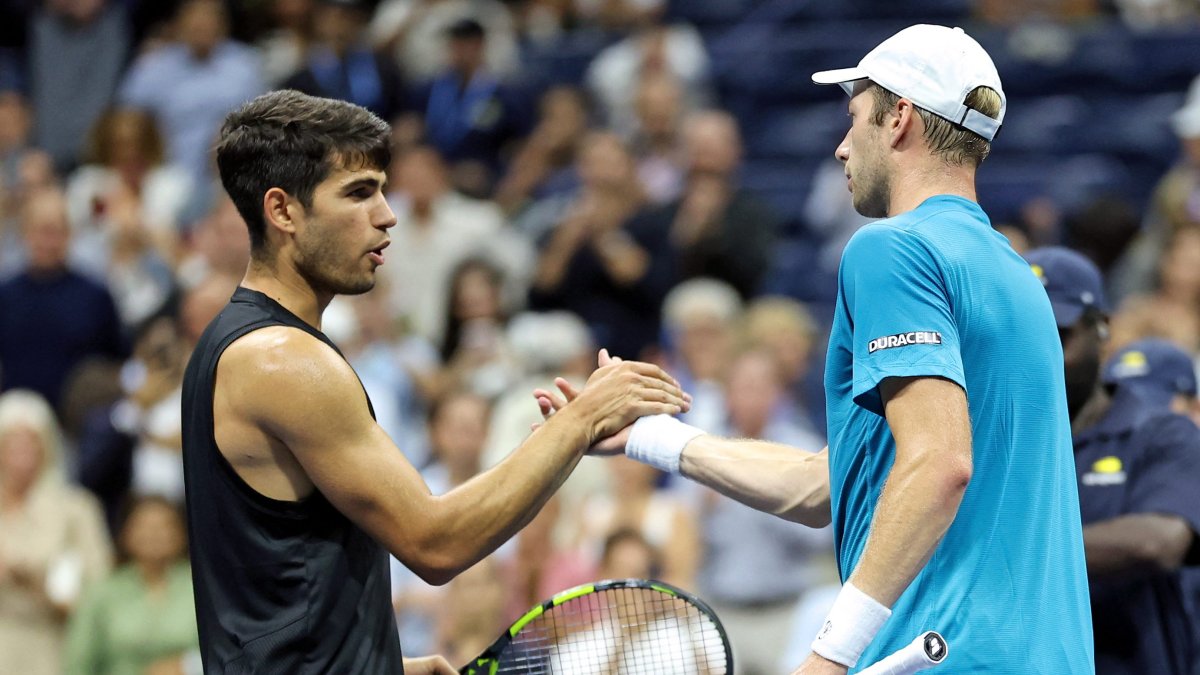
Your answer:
[181,287,403,674]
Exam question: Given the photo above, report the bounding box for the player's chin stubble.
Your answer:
[295,237,376,297]
[853,170,891,219]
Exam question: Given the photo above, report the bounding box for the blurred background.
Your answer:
[1,0,1199,673]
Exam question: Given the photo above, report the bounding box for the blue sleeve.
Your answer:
[842,225,964,415]
[1127,414,1200,545]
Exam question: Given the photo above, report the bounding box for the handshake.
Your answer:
[529,349,699,462]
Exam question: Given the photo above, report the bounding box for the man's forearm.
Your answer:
[1084,513,1193,578]
[679,436,831,527]
[415,410,590,583]
[847,450,969,607]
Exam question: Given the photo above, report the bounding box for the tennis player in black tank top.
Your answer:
[182,90,689,674]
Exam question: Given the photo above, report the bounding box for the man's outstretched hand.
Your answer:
[532,349,689,455]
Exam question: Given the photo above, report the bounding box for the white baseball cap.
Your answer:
[811,24,1007,141]
[1172,75,1200,139]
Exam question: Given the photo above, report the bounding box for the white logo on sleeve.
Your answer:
[867,331,943,353]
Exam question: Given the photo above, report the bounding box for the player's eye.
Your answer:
[350,187,375,200]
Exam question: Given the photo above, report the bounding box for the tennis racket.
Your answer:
[858,631,948,675]
[459,578,733,674]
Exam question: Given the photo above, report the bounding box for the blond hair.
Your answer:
[0,389,65,488]
[740,297,817,345]
[870,84,1002,167]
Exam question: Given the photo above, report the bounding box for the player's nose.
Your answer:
[835,131,850,163]
[373,194,397,230]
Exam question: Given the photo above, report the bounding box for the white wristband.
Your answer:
[811,581,892,668]
[625,414,705,474]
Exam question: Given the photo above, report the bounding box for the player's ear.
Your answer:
[263,187,299,237]
[890,98,918,148]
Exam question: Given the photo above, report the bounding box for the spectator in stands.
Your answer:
[572,453,700,588]
[370,0,519,82]
[428,257,521,400]
[495,86,591,215]
[435,556,507,667]
[75,275,237,531]
[66,109,193,271]
[660,111,778,298]
[105,193,178,331]
[1110,225,1200,355]
[1112,75,1200,301]
[529,132,674,361]
[1104,338,1200,426]
[391,390,493,655]
[739,296,824,432]
[659,277,742,433]
[176,195,252,290]
[481,310,595,472]
[585,19,710,137]
[1028,247,1200,675]
[804,158,874,275]
[630,73,685,205]
[598,528,659,579]
[0,87,33,273]
[117,0,264,186]
[283,0,408,122]
[1103,339,1200,673]
[111,316,188,504]
[328,281,440,467]
[0,389,112,675]
[29,0,129,173]
[0,86,32,204]
[0,190,125,408]
[410,18,532,195]
[64,496,198,675]
[2,151,60,276]
[380,146,528,345]
[698,348,833,675]
[257,0,315,86]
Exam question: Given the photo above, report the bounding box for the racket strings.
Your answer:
[494,586,729,674]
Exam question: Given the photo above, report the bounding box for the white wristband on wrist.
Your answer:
[811,581,892,668]
[625,414,705,474]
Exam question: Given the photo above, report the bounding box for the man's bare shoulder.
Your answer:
[217,326,365,430]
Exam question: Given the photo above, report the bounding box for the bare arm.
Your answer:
[231,332,686,585]
[847,376,972,607]
[1084,513,1195,579]
[535,372,831,527]
[680,437,831,527]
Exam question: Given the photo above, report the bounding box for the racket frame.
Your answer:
[459,578,734,675]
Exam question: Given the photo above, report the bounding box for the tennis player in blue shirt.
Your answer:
[535,24,1094,674]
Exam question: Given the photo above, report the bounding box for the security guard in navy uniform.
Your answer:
[1103,337,1200,675]
[1027,247,1200,675]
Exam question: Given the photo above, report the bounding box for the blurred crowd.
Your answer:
[0,0,1199,673]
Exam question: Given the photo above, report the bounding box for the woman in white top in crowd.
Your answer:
[0,390,112,675]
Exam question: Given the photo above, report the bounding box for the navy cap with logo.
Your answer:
[1024,247,1109,329]
[1102,338,1198,408]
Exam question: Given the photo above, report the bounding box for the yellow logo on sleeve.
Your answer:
[1092,457,1122,474]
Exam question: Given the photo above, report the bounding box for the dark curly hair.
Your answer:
[215,89,391,254]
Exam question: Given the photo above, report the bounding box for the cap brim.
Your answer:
[812,67,868,88]
[1049,300,1085,329]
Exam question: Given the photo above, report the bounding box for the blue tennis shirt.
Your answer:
[824,195,1094,672]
